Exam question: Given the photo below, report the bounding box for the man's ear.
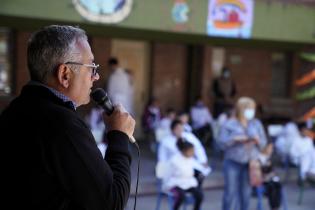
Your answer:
[56,64,72,88]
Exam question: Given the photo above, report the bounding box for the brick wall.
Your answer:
[151,45,287,118]
[90,36,111,89]
[0,31,30,112]
[201,46,213,110]
[293,47,315,118]
[225,48,273,109]
[151,43,188,113]
[15,31,31,95]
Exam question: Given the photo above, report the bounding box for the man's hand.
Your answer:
[103,104,135,138]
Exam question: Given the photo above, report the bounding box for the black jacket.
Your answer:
[0,84,131,210]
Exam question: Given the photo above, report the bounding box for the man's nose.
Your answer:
[93,73,100,81]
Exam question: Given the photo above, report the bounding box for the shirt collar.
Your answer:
[28,81,77,109]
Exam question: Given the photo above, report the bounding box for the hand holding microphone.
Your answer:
[103,104,136,143]
[91,88,136,143]
[91,88,140,210]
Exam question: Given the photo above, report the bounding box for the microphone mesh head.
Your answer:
[90,88,106,104]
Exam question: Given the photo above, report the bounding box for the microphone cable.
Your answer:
[132,141,140,210]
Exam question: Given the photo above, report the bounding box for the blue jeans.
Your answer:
[222,159,251,210]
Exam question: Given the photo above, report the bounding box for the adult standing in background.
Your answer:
[212,66,237,118]
[107,57,134,115]
[218,97,267,210]
[125,68,135,116]
[0,25,135,210]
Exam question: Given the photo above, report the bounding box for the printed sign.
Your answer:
[172,1,190,24]
[73,0,133,24]
[207,0,254,38]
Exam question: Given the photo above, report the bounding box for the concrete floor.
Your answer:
[125,141,314,210]
[125,182,314,210]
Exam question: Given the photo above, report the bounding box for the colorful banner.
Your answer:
[207,0,254,38]
[301,107,315,121]
[300,53,315,63]
[296,86,315,101]
[295,69,315,86]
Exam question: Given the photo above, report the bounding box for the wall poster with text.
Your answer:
[207,0,254,39]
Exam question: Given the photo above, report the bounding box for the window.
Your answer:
[271,52,292,98]
[0,28,12,96]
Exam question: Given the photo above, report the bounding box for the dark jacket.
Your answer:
[0,84,131,210]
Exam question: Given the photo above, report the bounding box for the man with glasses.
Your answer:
[0,25,135,210]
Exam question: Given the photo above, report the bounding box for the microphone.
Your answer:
[91,88,140,210]
[90,88,136,143]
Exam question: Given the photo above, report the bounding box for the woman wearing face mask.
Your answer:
[218,97,267,210]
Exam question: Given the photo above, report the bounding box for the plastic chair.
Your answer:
[155,179,196,210]
[256,185,288,210]
[297,173,315,205]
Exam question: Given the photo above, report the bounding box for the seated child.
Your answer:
[290,122,315,181]
[163,138,203,210]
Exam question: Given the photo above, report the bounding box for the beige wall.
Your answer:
[110,39,151,138]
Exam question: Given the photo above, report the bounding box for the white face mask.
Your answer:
[244,109,255,120]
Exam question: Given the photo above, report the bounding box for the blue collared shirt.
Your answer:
[218,118,267,164]
[28,81,77,109]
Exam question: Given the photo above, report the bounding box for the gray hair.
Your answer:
[27,25,87,83]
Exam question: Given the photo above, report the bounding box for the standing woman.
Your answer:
[218,97,267,210]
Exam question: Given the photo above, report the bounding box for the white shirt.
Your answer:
[88,108,105,144]
[275,122,300,157]
[158,132,210,175]
[155,117,172,143]
[190,105,213,129]
[290,135,315,179]
[162,153,198,191]
[159,117,172,131]
[158,134,177,162]
[183,123,193,133]
[107,68,134,114]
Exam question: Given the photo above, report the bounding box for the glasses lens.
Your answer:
[93,67,96,76]
[92,63,98,77]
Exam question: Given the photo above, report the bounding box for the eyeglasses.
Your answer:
[65,61,100,77]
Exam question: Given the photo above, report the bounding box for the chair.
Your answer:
[155,162,197,210]
[297,172,315,205]
[256,185,288,210]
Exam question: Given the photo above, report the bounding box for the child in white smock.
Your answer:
[163,138,203,210]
